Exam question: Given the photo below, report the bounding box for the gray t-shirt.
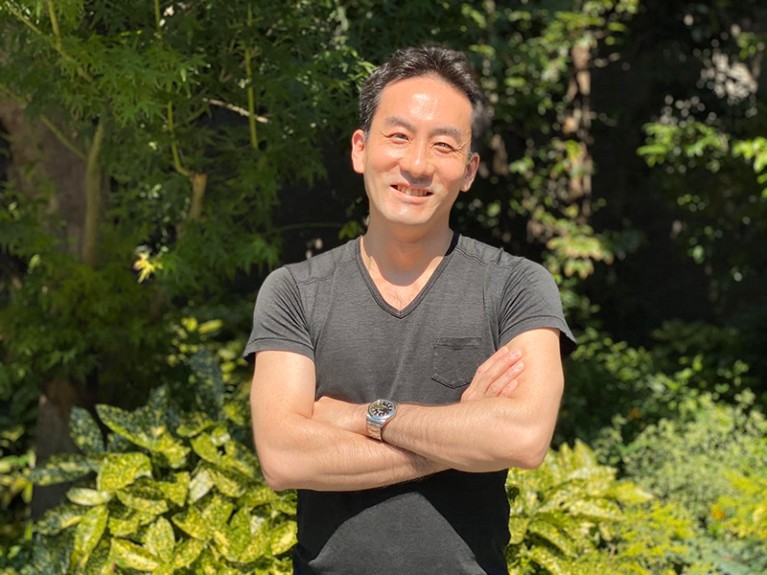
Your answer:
[245,234,575,574]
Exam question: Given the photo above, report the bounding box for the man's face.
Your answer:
[351,74,479,234]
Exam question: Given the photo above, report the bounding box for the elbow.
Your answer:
[260,463,291,492]
[502,426,553,470]
[255,445,301,492]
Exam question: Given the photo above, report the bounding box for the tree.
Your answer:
[0,0,364,515]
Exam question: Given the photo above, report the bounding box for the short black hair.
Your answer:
[358,46,490,150]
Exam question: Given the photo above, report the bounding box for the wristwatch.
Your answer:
[366,398,398,441]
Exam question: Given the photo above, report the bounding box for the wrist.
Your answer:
[366,399,398,441]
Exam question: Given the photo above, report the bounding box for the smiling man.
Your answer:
[246,46,575,574]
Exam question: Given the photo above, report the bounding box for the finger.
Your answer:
[484,361,524,398]
[463,348,522,400]
[498,376,521,398]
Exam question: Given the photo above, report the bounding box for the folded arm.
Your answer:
[313,328,563,473]
[250,349,446,492]
[250,328,560,491]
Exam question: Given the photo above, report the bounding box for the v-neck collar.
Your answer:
[355,233,459,318]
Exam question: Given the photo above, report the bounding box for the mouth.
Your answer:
[393,184,431,197]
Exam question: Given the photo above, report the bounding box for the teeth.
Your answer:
[396,185,429,197]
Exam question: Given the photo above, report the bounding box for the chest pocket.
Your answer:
[431,337,483,389]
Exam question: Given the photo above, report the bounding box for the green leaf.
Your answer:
[30,454,95,485]
[190,349,224,420]
[71,504,109,571]
[527,518,581,558]
[97,452,152,492]
[83,540,113,575]
[239,519,269,563]
[172,504,210,540]
[189,467,215,503]
[96,403,189,467]
[238,485,279,509]
[213,507,251,561]
[508,516,530,545]
[201,493,234,530]
[526,545,569,575]
[116,487,169,515]
[67,487,113,506]
[205,464,248,498]
[172,538,206,569]
[35,503,85,535]
[269,520,297,556]
[109,509,143,537]
[155,472,190,507]
[145,517,175,564]
[190,433,220,464]
[70,406,105,455]
[222,440,261,479]
[112,538,160,572]
[176,411,214,438]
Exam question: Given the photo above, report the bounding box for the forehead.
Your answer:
[373,74,473,132]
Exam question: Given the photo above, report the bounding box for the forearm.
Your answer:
[383,397,556,472]
[254,411,445,492]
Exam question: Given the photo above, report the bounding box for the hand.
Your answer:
[461,346,524,402]
[312,396,367,435]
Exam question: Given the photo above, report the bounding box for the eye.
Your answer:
[390,132,409,141]
[434,141,456,152]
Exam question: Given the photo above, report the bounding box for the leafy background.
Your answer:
[0,0,765,573]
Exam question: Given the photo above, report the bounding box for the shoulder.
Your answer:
[453,235,551,282]
[279,238,358,286]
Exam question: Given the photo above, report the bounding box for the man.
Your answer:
[246,46,575,574]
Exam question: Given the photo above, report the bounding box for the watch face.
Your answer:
[369,399,395,418]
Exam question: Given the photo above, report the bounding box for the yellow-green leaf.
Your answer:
[36,504,85,535]
[145,517,175,563]
[238,485,277,509]
[190,433,220,464]
[213,507,251,561]
[67,487,112,506]
[508,516,530,545]
[269,520,297,556]
[83,540,113,575]
[71,505,109,571]
[112,538,160,572]
[189,468,214,503]
[201,494,233,529]
[30,454,94,486]
[155,472,190,507]
[176,411,214,438]
[70,407,105,455]
[206,465,247,498]
[116,488,169,515]
[172,538,206,569]
[172,505,209,540]
[97,453,152,492]
[239,520,269,563]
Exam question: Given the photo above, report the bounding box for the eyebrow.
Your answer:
[383,115,466,142]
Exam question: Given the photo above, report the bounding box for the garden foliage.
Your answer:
[1,0,766,573]
[18,352,297,574]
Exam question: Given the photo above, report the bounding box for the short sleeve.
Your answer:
[498,261,576,356]
[243,267,314,363]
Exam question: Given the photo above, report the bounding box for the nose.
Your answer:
[399,140,434,183]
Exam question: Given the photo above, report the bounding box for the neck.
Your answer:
[361,224,454,286]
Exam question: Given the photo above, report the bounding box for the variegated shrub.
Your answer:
[27,351,296,574]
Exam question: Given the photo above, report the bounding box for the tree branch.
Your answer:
[82,119,105,267]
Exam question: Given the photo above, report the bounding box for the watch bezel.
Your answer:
[366,398,398,440]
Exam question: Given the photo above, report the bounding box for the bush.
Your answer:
[23,351,296,574]
[505,441,652,574]
[616,392,767,574]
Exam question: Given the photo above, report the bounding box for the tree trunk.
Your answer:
[0,99,92,518]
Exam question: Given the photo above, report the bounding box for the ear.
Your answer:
[460,152,480,192]
[351,129,367,174]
